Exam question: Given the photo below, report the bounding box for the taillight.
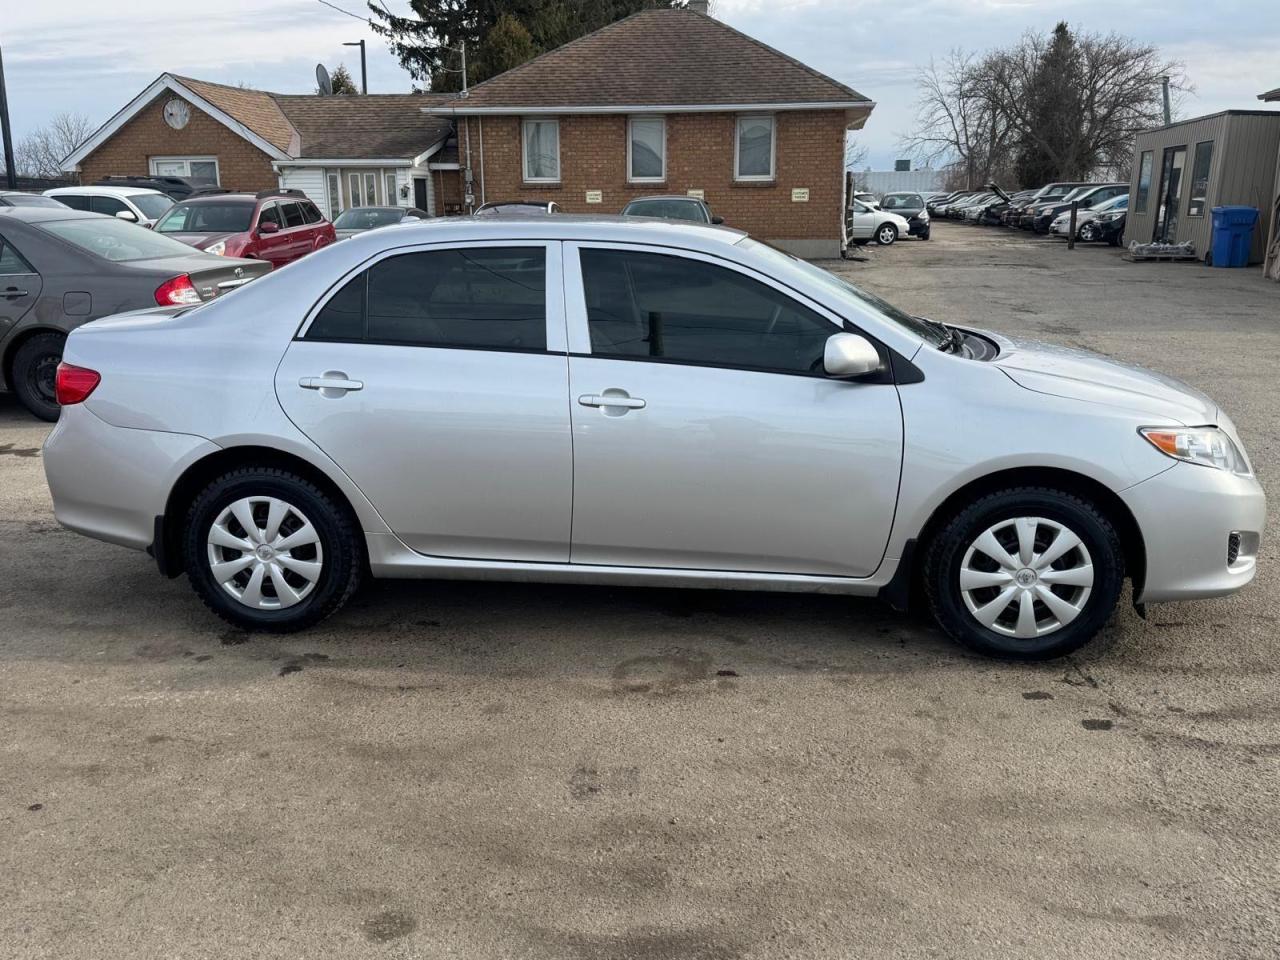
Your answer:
[155,274,202,306]
[55,363,100,405]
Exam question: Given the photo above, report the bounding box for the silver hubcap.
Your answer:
[879,227,894,243]
[959,516,1093,639]
[206,496,323,610]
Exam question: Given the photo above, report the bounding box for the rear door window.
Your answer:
[306,247,547,352]
[282,202,306,228]
[55,194,91,211]
[90,195,130,217]
[0,234,37,275]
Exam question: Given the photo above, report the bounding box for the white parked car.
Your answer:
[43,186,174,228]
[848,199,911,245]
[1050,194,1130,241]
[43,216,1264,659]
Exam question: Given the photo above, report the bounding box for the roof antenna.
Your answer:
[315,64,333,96]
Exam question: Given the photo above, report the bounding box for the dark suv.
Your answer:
[154,189,335,268]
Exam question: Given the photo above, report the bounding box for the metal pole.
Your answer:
[343,40,368,94]
[0,45,18,190]
[1067,200,1078,250]
[1160,76,1172,126]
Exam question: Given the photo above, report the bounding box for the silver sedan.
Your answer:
[42,217,1264,659]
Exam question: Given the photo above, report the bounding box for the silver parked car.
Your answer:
[43,217,1264,659]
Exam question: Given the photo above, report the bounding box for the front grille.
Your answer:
[1228,532,1242,566]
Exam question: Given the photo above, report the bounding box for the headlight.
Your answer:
[1098,212,1123,222]
[1140,426,1252,476]
[205,240,227,256]
[918,211,929,222]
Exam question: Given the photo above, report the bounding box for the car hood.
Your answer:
[982,331,1217,425]
[334,228,368,240]
[160,231,238,249]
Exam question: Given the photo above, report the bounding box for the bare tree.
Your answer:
[844,135,868,175]
[15,113,94,177]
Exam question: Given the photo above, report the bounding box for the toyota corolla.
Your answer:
[42,217,1264,659]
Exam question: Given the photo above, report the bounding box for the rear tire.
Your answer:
[923,487,1124,660]
[183,468,363,632]
[12,332,65,422]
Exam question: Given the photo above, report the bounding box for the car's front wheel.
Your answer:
[876,224,898,245]
[1079,222,1099,242]
[183,467,363,632]
[924,488,1124,659]
[12,332,65,422]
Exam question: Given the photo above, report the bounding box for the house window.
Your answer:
[327,172,342,216]
[1187,140,1214,218]
[1135,151,1153,214]
[349,173,364,207]
[735,115,775,181]
[523,119,560,182]
[628,117,665,182]
[151,156,220,184]
[364,172,378,206]
[386,172,398,206]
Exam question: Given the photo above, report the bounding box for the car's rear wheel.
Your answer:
[877,224,898,245]
[12,332,65,422]
[923,488,1124,660]
[183,468,363,632]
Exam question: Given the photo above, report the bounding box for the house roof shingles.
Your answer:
[271,94,454,160]
[439,8,869,110]
[174,76,297,154]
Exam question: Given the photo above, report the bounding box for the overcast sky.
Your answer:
[3,0,1277,169]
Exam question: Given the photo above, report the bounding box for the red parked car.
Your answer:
[153,188,335,267]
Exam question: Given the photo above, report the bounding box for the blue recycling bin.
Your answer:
[1209,206,1259,268]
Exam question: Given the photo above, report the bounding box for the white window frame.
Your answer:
[734,115,776,182]
[627,116,666,183]
[386,172,399,206]
[149,155,220,182]
[522,118,561,183]
[326,171,343,217]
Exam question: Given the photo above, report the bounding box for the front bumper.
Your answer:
[1121,461,1266,603]
[43,402,218,551]
[908,218,929,237]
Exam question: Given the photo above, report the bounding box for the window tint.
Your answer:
[157,201,255,233]
[579,249,833,374]
[306,247,547,351]
[55,194,91,211]
[90,195,130,216]
[0,235,36,275]
[302,202,324,224]
[282,202,306,228]
[308,274,365,340]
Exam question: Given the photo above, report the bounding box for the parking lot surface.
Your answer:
[3,222,1278,959]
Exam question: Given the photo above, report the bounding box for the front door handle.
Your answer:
[578,393,646,410]
[299,374,364,394]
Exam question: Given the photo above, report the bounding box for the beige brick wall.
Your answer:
[77,93,278,191]
[457,110,848,250]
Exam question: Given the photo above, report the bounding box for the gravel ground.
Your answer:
[2,221,1278,959]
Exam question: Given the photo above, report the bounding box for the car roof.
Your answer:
[624,195,704,203]
[44,185,167,198]
[0,206,110,224]
[337,213,745,252]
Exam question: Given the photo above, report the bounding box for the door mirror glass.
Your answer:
[823,333,881,379]
[259,220,280,234]
[114,210,138,222]
[711,215,724,225]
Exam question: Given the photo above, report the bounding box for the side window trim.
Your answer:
[295,240,567,354]
[562,241,845,363]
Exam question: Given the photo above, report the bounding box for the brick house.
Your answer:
[61,75,456,218]
[63,6,873,256]
[427,7,874,257]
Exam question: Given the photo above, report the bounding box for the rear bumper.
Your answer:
[1121,462,1266,603]
[43,402,217,551]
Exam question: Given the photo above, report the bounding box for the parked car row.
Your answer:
[925,182,1131,245]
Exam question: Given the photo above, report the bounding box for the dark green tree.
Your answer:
[1013,22,1083,182]
[368,0,690,92]
[331,63,360,95]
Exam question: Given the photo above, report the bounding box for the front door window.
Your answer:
[1153,145,1187,243]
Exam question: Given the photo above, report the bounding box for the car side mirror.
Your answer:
[114,210,138,222]
[823,333,882,379]
[259,221,280,234]
[711,215,724,225]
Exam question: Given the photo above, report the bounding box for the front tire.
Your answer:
[923,488,1124,660]
[876,224,898,245]
[183,468,363,632]
[1079,222,1099,242]
[12,332,65,422]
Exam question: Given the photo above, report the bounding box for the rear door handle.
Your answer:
[299,375,364,392]
[578,393,646,409]
[3,288,29,299]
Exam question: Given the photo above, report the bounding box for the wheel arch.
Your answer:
[910,466,1146,600]
[156,445,366,578]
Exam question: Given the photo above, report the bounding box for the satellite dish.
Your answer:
[316,64,333,96]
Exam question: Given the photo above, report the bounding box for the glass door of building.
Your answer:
[1153,145,1187,242]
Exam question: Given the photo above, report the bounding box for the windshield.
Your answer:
[334,207,404,230]
[475,203,549,216]
[738,238,949,349]
[42,217,207,262]
[131,194,175,219]
[622,199,707,222]
[880,193,924,211]
[156,201,255,234]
